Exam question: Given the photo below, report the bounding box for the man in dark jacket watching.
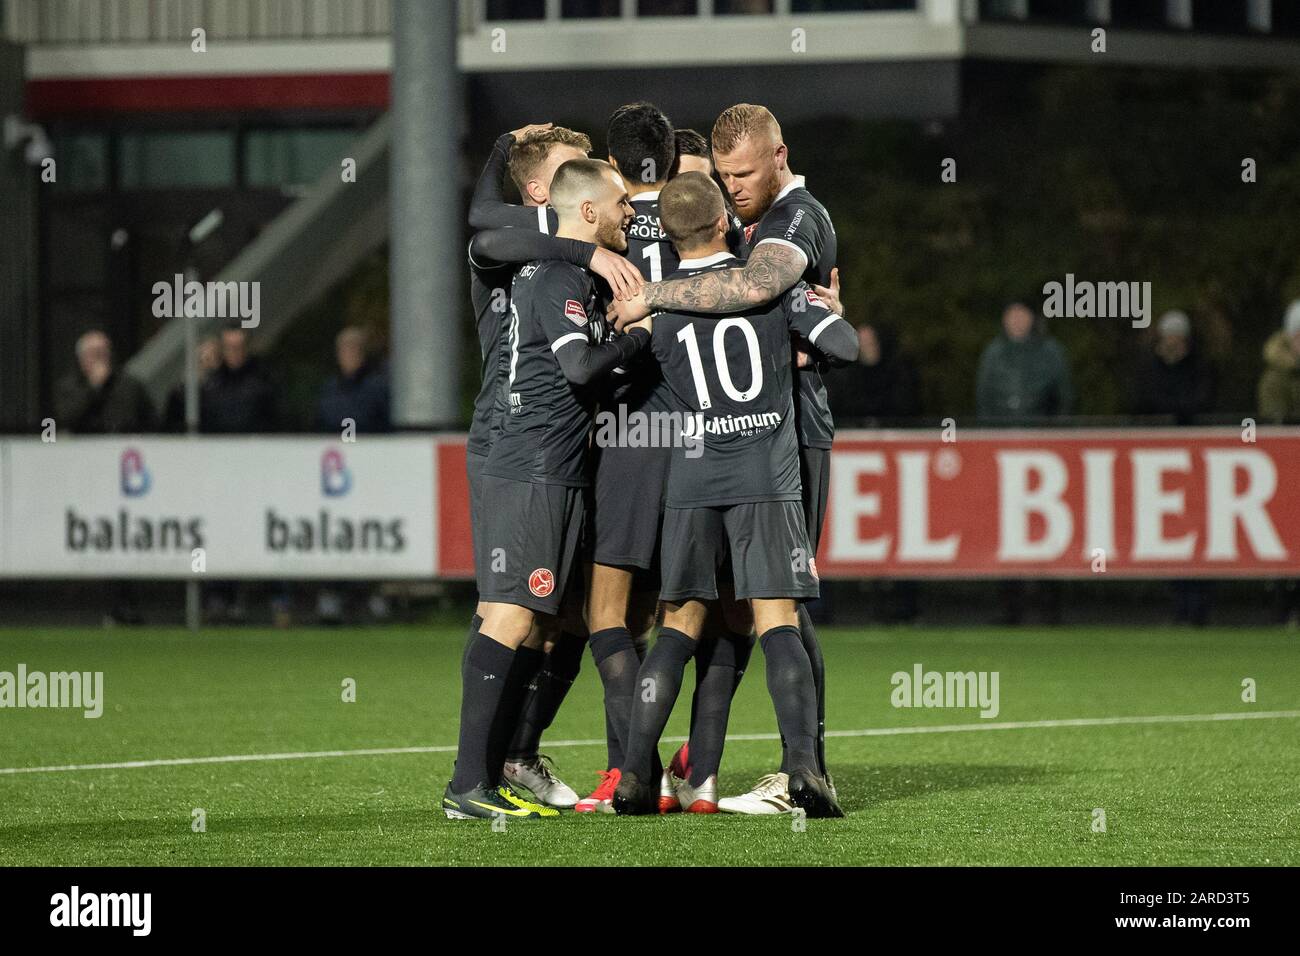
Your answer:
[200,323,280,623]
[200,323,278,433]
[825,323,920,424]
[976,302,1073,422]
[54,330,157,434]
[976,302,1072,625]
[315,327,390,435]
[54,330,156,624]
[314,327,391,624]
[1131,310,1216,425]
[1133,310,1218,625]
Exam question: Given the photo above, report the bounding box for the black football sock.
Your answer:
[450,633,515,792]
[632,632,664,784]
[686,634,731,786]
[506,631,586,762]
[590,627,638,769]
[760,625,819,778]
[486,644,544,787]
[462,613,483,671]
[605,709,624,772]
[622,628,696,782]
[686,629,736,786]
[797,603,828,776]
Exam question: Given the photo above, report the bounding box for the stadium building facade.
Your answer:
[3,0,1299,429]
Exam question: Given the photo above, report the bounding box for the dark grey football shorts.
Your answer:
[475,474,586,616]
[589,441,670,573]
[799,445,831,555]
[659,499,819,603]
[467,449,488,568]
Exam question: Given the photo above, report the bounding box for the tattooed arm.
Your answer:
[644,241,807,313]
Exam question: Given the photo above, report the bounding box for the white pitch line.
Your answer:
[2,709,1297,777]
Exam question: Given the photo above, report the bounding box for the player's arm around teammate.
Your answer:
[444,160,649,821]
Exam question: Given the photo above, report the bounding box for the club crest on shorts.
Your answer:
[563,299,587,326]
[809,557,819,579]
[528,567,556,597]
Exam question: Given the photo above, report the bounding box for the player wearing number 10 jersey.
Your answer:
[612,172,856,818]
[614,104,843,811]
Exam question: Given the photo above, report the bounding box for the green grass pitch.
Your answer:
[1,623,1297,866]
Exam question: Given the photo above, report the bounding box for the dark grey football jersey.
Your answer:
[483,259,608,488]
[610,192,679,417]
[749,178,838,450]
[650,253,843,508]
[467,205,559,458]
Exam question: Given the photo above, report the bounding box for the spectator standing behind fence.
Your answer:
[200,323,282,624]
[1258,299,1300,425]
[977,302,1071,625]
[163,335,221,432]
[825,323,920,423]
[54,330,157,625]
[314,327,392,625]
[1133,310,1217,625]
[315,327,390,435]
[200,323,279,433]
[54,330,157,435]
[1259,300,1300,628]
[1131,310,1216,426]
[976,302,1073,421]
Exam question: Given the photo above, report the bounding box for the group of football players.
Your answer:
[442,101,857,822]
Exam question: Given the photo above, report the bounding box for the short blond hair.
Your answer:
[507,127,592,195]
[711,104,781,154]
[659,172,725,251]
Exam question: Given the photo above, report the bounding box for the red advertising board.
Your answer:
[434,429,1300,580]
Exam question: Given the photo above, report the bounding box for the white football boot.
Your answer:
[658,769,681,814]
[717,772,793,815]
[675,774,719,814]
[502,755,580,809]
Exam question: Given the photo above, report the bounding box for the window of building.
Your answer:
[1026,0,1092,24]
[117,131,235,190]
[1274,0,1300,35]
[486,0,546,19]
[793,0,916,10]
[245,128,358,189]
[1192,0,1250,33]
[51,132,108,193]
[1109,0,1171,29]
[562,0,621,16]
[715,0,775,12]
[979,0,1026,20]
[639,0,699,14]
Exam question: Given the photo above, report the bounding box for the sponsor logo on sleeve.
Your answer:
[564,299,587,326]
[785,208,805,240]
